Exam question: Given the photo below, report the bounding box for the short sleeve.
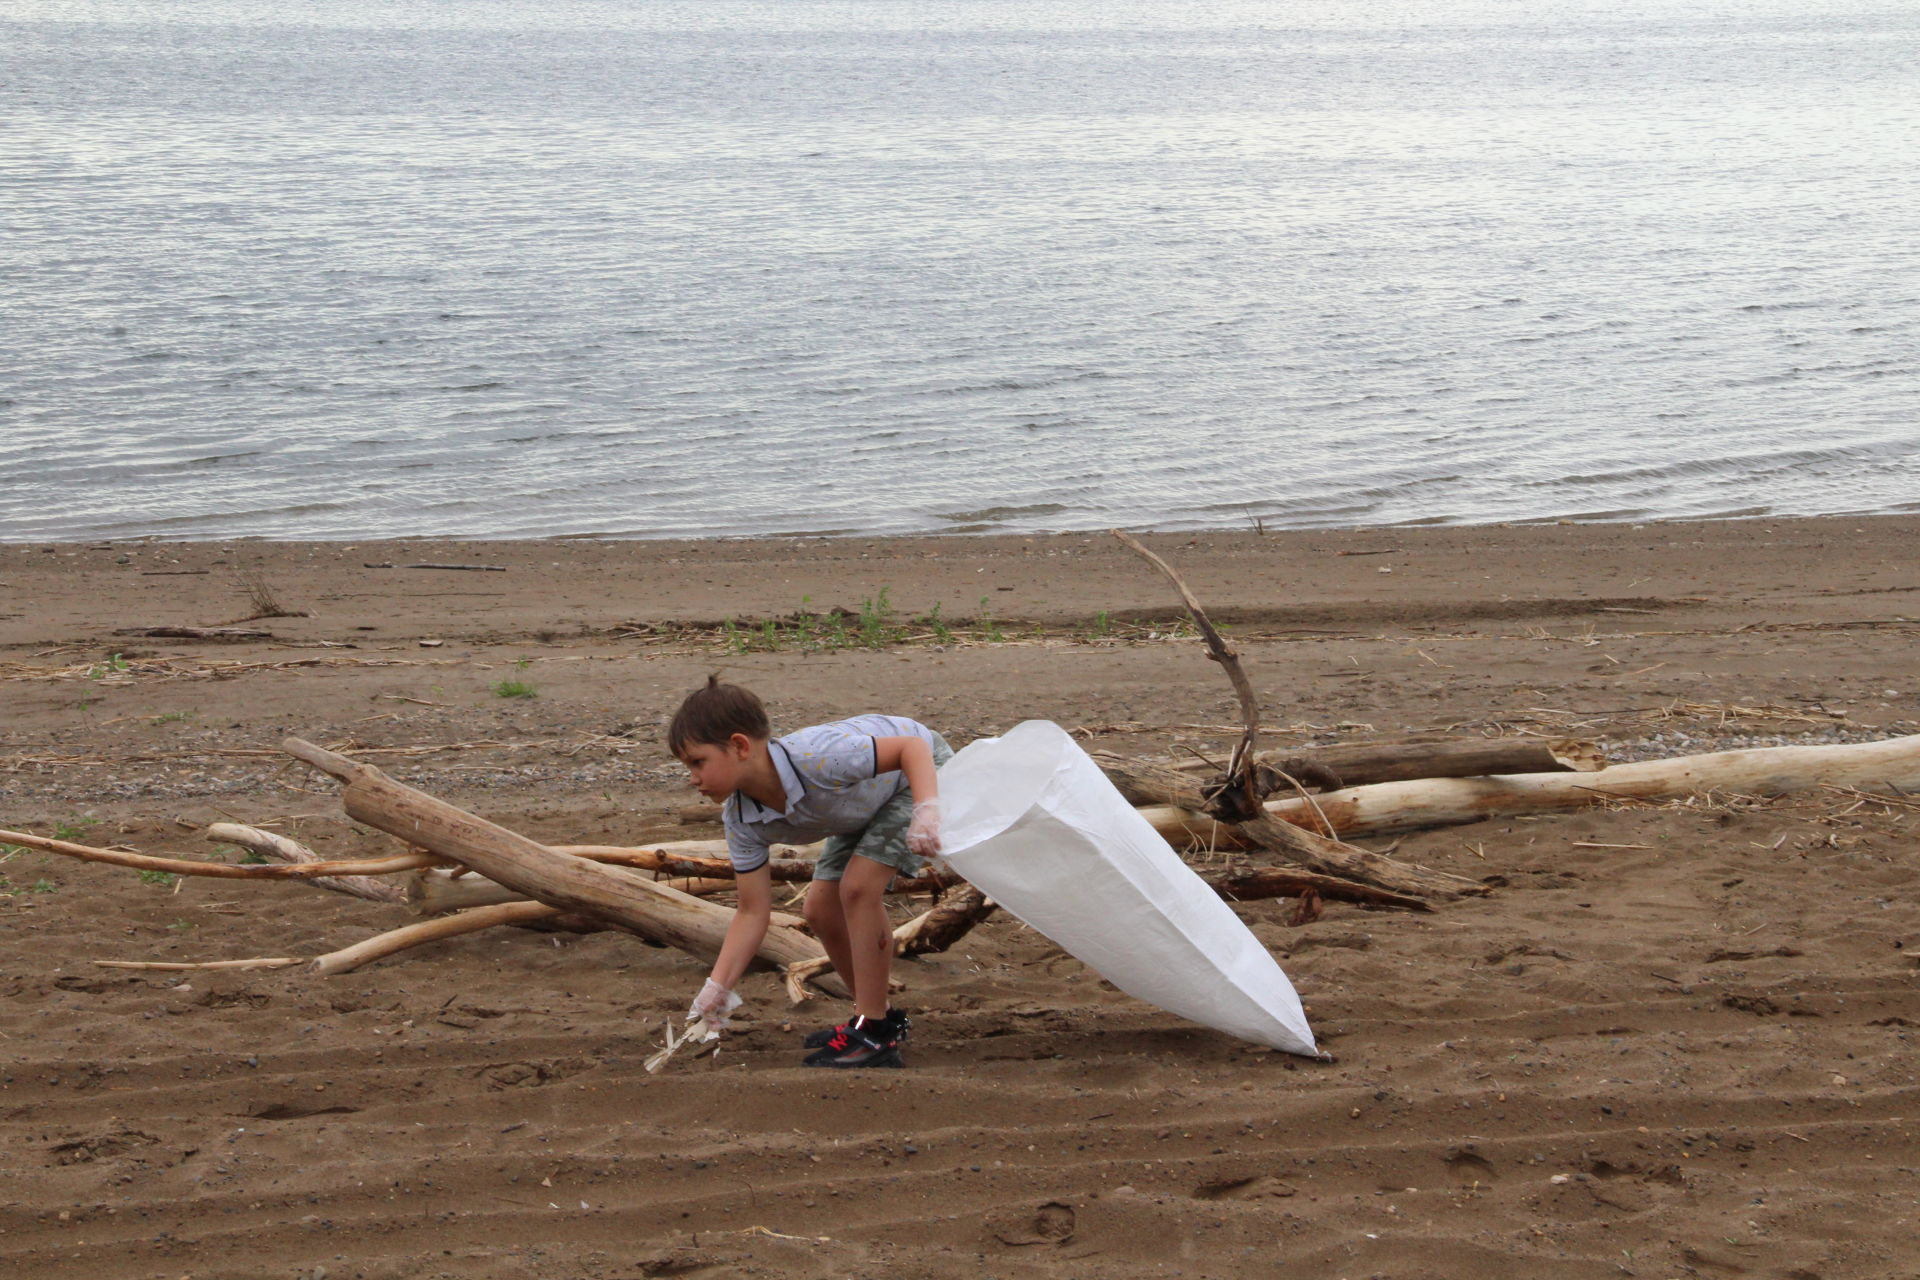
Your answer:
[725,823,771,874]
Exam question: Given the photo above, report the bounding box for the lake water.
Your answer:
[3,0,1917,541]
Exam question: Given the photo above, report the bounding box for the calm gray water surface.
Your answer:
[3,0,1917,540]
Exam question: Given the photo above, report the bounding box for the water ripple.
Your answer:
[1,0,1916,539]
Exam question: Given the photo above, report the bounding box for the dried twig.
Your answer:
[0,828,442,879]
[93,958,303,972]
[1111,529,1263,812]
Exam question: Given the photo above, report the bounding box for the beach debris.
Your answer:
[1181,734,1920,840]
[645,1015,721,1074]
[18,695,1918,1003]
[205,822,407,903]
[0,827,438,881]
[234,571,309,621]
[1160,735,1606,787]
[1109,530,1488,903]
[402,563,508,572]
[280,736,846,991]
[109,626,275,640]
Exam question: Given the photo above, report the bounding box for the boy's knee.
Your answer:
[802,885,840,929]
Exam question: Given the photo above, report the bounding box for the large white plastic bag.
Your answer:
[938,720,1317,1056]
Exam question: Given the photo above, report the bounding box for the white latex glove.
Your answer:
[907,796,942,857]
[688,977,742,1029]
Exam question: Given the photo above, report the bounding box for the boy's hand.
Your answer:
[907,797,942,857]
[688,978,742,1028]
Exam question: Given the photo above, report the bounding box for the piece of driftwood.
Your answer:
[1203,866,1430,911]
[896,884,998,956]
[408,869,737,914]
[644,1016,722,1074]
[1134,733,1920,843]
[419,839,1425,914]
[1168,736,1607,788]
[1103,530,1482,911]
[1112,529,1265,815]
[558,845,819,881]
[312,901,564,975]
[403,841,820,915]
[168,899,805,979]
[0,828,440,880]
[1237,732,1920,838]
[1093,751,1233,811]
[205,822,407,904]
[281,738,843,992]
[1090,752,1487,900]
[94,957,304,972]
[110,626,274,639]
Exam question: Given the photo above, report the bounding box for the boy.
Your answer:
[667,676,950,1068]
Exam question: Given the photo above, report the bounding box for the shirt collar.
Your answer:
[734,739,805,822]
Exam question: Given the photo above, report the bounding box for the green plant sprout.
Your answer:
[976,596,1004,643]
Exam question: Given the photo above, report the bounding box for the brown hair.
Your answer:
[666,674,769,755]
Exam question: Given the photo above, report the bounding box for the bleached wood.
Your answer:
[1091,752,1487,899]
[1140,733,1920,840]
[311,901,562,975]
[0,828,438,879]
[204,822,407,904]
[282,737,844,993]
[408,868,735,914]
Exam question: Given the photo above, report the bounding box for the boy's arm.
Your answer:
[872,735,938,803]
[873,735,942,855]
[706,863,774,994]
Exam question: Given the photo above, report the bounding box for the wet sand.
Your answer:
[3,515,1918,1279]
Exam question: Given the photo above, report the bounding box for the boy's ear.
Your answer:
[727,732,755,758]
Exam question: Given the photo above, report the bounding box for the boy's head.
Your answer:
[666,674,769,757]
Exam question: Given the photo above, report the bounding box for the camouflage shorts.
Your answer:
[812,733,954,882]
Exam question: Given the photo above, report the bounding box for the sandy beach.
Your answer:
[3,515,1918,1279]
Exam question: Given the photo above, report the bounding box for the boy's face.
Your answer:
[678,734,751,802]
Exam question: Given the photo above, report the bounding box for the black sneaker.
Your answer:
[802,1007,910,1049]
[802,1014,906,1069]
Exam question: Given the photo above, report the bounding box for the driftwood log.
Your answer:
[110,626,274,640]
[1168,736,1607,788]
[312,902,565,975]
[206,823,408,904]
[1142,733,1920,842]
[412,834,1431,916]
[1091,751,1487,900]
[407,870,739,913]
[0,828,441,880]
[281,737,845,994]
[1104,532,1487,902]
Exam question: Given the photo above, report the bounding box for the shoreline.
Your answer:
[7,504,1918,548]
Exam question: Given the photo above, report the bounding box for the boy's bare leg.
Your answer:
[838,855,897,1021]
[802,881,857,1002]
